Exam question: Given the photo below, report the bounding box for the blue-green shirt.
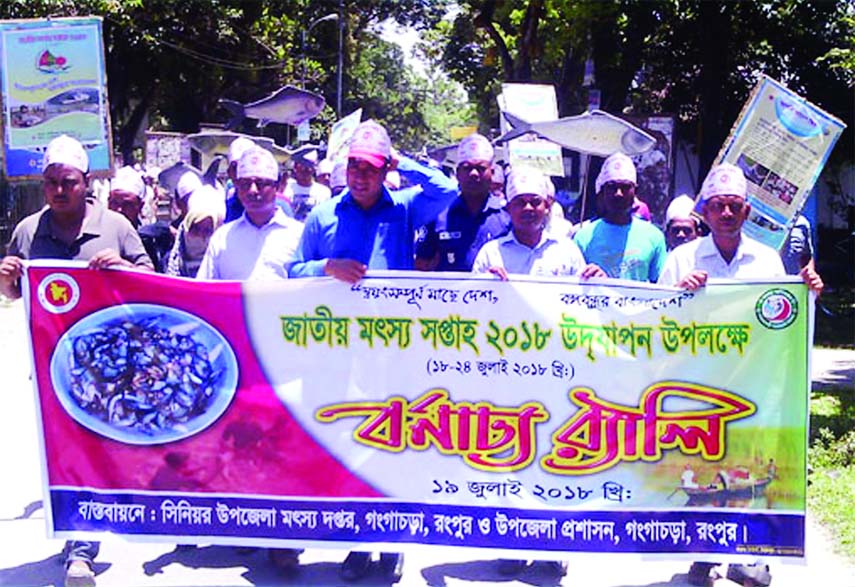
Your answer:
[573,217,666,282]
[289,157,458,277]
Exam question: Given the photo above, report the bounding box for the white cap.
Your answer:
[595,152,637,194]
[237,147,279,181]
[665,195,697,225]
[43,134,88,174]
[506,167,548,200]
[111,166,145,199]
[700,163,747,201]
[348,120,391,168]
[186,184,226,220]
[317,158,334,176]
[330,160,347,190]
[176,171,202,201]
[228,136,256,164]
[457,133,494,165]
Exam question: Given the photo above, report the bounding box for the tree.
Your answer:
[438,0,853,175]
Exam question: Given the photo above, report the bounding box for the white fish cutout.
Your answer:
[497,110,657,157]
[220,85,326,129]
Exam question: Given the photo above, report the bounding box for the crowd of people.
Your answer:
[0,120,823,587]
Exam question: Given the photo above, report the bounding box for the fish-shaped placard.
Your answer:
[219,85,326,129]
[497,110,657,157]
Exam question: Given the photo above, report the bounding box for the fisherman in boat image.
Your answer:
[679,464,773,506]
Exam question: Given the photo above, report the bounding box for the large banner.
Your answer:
[25,264,809,560]
[713,76,846,250]
[0,17,111,178]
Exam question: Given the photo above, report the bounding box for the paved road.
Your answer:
[1,299,853,587]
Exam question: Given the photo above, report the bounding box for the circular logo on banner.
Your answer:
[37,273,80,314]
[755,289,798,330]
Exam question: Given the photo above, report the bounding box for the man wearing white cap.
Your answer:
[659,165,821,586]
[283,147,331,222]
[473,167,603,280]
[573,152,667,282]
[664,194,701,250]
[415,133,511,272]
[289,119,457,284]
[316,158,334,187]
[196,147,303,280]
[111,165,176,273]
[658,163,822,294]
[224,136,257,222]
[108,166,146,228]
[0,134,152,587]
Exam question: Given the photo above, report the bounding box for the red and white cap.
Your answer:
[700,163,747,200]
[43,134,88,174]
[506,167,548,200]
[595,152,637,194]
[111,166,145,198]
[348,120,391,168]
[457,133,494,165]
[237,147,279,181]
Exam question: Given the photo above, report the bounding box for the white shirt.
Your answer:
[472,230,587,277]
[657,234,785,286]
[196,209,303,281]
[284,180,331,207]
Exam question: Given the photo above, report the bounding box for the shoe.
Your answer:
[340,551,372,581]
[543,560,568,577]
[379,552,404,582]
[64,560,96,587]
[268,548,301,574]
[688,562,718,586]
[497,558,528,577]
[726,562,772,586]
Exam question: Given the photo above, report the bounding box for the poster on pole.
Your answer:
[0,17,112,179]
[25,263,809,561]
[712,76,846,249]
[144,131,191,171]
[498,84,564,176]
[327,108,362,162]
[628,115,675,227]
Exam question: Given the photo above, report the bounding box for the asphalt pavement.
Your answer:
[1,298,853,587]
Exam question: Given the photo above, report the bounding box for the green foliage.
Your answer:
[0,0,458,158]
[808,463,855,560]
[436,0,853,167]
[810,428,855,470]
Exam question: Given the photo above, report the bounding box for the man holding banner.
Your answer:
[659,162,822,587]
[658,163,822,296]
[0,134,153,587]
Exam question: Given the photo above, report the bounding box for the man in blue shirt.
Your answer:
[289,120,458,283]
[574,153,667,282]
[415,133,510,272]
[287,120,456,582]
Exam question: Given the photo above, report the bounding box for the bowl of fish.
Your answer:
[51,304,239,445]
